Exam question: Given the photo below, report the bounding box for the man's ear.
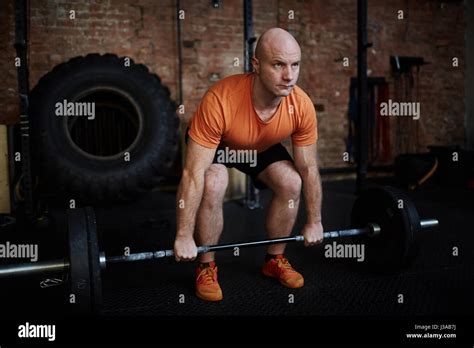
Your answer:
[251,57,259,74]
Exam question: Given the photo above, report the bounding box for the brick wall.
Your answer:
[0,1,19,125]
[0,0,466,168]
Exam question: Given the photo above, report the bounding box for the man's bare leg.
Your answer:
[195,164,228,263]
[256,160,302,255]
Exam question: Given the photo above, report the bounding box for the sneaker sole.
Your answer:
[262,268,304,289]
[196,290,223,302]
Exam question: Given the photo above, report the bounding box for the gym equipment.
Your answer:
[67,207,102,314]
[0,186,439,313]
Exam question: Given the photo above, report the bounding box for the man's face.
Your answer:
[252,47,301,98]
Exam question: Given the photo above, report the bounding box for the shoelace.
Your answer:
[275,258,296,275]
[197,267,217,285]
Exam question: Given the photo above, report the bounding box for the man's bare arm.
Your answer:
[293,143,324,245]
[175,139,216,260]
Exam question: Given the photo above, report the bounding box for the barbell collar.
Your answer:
[99,252,107,271]
[367,223,381,237]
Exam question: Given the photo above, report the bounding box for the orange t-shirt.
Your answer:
[188,73,317,153]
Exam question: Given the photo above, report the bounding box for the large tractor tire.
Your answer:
[30,54,179,202]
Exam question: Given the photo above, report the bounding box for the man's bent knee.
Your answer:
[203,164,228,202]
[282,172,302,198]
[257,161,303,198]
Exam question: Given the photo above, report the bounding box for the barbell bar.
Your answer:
[105,220,436,265]
[0,219,438,278]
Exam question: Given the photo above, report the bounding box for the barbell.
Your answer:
[0,186,438,314]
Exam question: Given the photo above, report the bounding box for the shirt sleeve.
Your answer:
[291,95,318,146]
[188,91,225,149]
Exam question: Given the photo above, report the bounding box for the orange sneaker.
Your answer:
[195,262,223,301]
[262,255,304,288]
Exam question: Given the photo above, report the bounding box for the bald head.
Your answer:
[252,28,301,99]
[254,28,301,61]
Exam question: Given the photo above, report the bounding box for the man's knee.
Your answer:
[274,170,302,198]
[203,164,228,203]
[258,161,302,198]
[285,172,302,197]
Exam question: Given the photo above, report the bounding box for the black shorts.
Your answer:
[212,143,293,190]
[185,128,293,190]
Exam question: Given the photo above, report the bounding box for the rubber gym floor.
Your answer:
[2,177,473,318]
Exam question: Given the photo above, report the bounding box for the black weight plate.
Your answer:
[67,208,91,313]
[351,186,420,273]
[383,186,421,267]
[84,207,102,314]
[67,207,102,314]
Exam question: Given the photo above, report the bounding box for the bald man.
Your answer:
[174,28,324,301]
